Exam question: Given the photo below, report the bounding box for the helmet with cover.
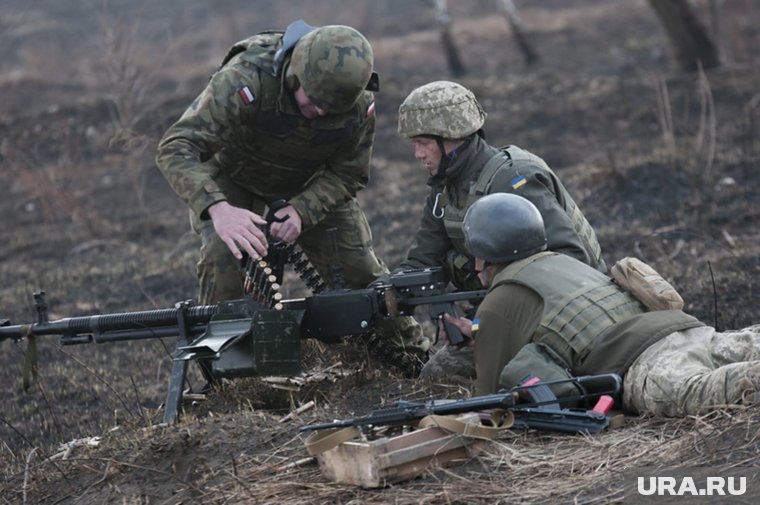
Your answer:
[398,81,487,139]
[463,193,548,264]
[289,25,374,113]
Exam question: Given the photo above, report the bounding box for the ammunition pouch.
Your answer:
[499,343,580,401]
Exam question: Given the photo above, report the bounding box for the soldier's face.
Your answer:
[411,137,463,176]
[294,86,327,119]
[411,137,443,176]
[474,258,493,287]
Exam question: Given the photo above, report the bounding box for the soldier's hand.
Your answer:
[269,205,302,243]
[441,313,474,346]
[207,201,268,260]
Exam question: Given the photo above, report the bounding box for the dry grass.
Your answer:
[3,400,758,504]
[2,1,760,504]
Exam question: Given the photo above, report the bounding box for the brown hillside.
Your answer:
[1,0,759,503]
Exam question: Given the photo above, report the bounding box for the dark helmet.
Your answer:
[398,81,486,139]
[463,193,547,263]
[289,25,373,113]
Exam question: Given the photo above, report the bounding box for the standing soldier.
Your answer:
[156,20,428,378]
[393,81,605,383]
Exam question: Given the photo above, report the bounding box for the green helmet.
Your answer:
[289,25,374,113]
[463,193,547,264]
[398,81,487,139]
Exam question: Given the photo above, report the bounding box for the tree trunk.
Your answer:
[496,0,539,66]
[648,0,721,71]
[434,0,467,77]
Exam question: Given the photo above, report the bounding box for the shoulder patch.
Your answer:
[366,100,375,117]
[238,86,255,105]
[511,175,527,190]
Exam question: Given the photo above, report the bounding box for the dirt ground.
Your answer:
[1,0,760,503]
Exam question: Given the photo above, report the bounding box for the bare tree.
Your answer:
[433,0,466,77]
[495,0,539,66]
[648,0,721,71]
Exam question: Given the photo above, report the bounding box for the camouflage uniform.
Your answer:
[476,253,760,415]
[156,22,427,372]
[396,82,604,381]
[455,193,760,415]
[624,325,760,416]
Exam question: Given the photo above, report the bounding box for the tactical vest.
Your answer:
[441,146,603,269]
[491,252,646,368]
[212,32,367,193]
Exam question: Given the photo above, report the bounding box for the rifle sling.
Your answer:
[304,426,361,455]
[303,411,513,456]
[418,410,514,439]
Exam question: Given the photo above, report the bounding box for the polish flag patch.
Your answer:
[366,101,375,117]
[238,86,255,105]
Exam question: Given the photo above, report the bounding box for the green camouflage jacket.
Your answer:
[400,135,605,276]
[155,31,376,229]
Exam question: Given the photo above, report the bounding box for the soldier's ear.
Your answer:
[284,66,299,90]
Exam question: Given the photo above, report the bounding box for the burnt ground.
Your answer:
[1,0,760,503]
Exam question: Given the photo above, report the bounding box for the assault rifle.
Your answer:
[0,267,484,424]
[299,373,623,436]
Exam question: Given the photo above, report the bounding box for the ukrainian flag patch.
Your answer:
[511,175,527,190]
[471,318,480,332]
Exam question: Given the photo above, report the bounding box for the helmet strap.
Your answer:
[434,137,449,178]
[284,66,299,90]
[435,136,472,178]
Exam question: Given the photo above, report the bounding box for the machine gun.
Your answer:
[0,267,485,424]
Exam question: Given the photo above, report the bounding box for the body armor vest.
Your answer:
[492,252,646,367]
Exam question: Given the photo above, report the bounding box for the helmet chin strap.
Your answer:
[434,138,449,178]
[434,136,471,178]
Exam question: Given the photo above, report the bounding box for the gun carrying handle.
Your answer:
[266,199,290,223]
[265,199,291,239]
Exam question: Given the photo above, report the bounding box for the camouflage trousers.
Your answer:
[419,344,476,384]
[190,175,429,371]
[623,324,760,416]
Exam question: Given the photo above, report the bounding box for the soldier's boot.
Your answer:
[369,317,431,378]
[679,360,760,414]
[419,344,476,385]
[737,362,760,405]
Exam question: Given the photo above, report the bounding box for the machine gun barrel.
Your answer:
[0,305,218,342]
